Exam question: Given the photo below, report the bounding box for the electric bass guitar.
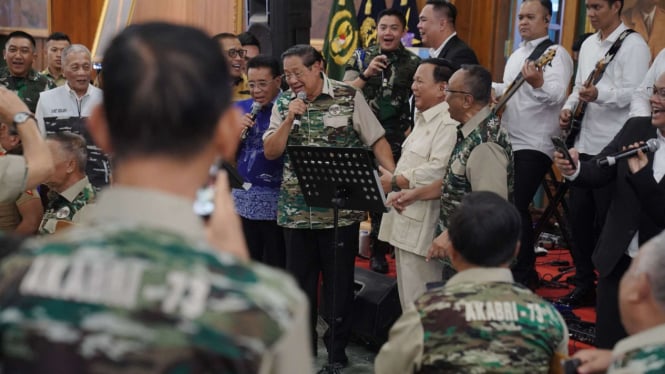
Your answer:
[565,57,610,148]
[492,48,557,116]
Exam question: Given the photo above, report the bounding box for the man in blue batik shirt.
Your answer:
[233,55,286,268]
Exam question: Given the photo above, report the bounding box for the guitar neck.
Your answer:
[493,75,526,115]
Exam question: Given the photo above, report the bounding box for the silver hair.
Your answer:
[47,132,87,173]
[62,44,91,65]
[635,230,665,310]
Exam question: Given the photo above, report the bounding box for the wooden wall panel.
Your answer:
[131,0,242,36]
[22,0,104,70]
[453,0,511,81]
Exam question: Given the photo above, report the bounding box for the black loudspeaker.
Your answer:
[351,267,402,348]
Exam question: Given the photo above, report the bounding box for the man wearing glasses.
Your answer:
[264,44,394,371]
[555,71,665,352]
[390,65,513,280]
[213,33,250,101]
[233,55,286,268]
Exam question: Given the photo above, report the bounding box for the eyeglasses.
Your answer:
[226,48,247,58]
[248,78,277,91]
[647,86,665,101]
[283,69,307,81]
[444,88,472,96]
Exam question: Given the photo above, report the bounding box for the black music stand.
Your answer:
[287,145,387,373]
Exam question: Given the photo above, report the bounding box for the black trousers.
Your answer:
[511,150,552,283]
[595,254,631,348]
[283,223,359,362]
[568,154,614,289]
[241,217,286,269]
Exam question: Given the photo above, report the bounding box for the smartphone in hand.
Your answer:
[552,136,577,171]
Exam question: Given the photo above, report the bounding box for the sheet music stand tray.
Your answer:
[287,145,387,373]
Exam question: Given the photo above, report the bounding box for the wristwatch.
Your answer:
[12,112,36,127]
[391,174,401,192]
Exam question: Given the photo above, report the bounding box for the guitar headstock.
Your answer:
[535,48,557,68]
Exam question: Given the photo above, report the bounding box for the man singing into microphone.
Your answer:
[554,71,665,348]
[264,44,394,371]
[234,55,286,268]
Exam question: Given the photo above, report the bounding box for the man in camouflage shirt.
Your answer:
[573,231,665,374]
[376,191,568,373]
[38,132,95,234]
[264,44,394,370]
[0,31,55,113]
[0,23,311,374]
[344,8,421,274]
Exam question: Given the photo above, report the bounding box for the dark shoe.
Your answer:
[557,287,596,308]
[317,362,346,373]
[370,256,388,274]
[317,356,348,373]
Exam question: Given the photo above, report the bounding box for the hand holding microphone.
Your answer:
[596,138,660,167]
[240,102,262,140]
[291,91,307,133]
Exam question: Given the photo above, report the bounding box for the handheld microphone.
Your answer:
[240,102,262,140]
[292,91,307,133]
[596,138,660,167]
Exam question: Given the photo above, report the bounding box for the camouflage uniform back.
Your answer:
[274,80,367,229]
[439,114,514,232]
[609,344,665,373]
[0,68,55,113]
[0,224,304,373]
[415,282,565,373]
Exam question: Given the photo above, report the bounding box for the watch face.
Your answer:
[13,112,30,125]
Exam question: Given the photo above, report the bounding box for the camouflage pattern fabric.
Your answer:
[38,180,96,234]
[0,223,304,373]
[274,79,368,229]
[439,112,514,233]
[609,344,665,373]
[415,281,565,373]
[0,68,55,113]
[41,68,66,87]
[346,44,420,154]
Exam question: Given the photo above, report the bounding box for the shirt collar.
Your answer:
[520,35,550,49]
[430,32,457,57]
[447,267,514,287]
[420,100,450,124]
[84,186,207,242]
[612,323,665,358]
[65,82,92,98]
[459,105,492,138]
[288,72,333,100]
[59,176,91,202]
[596,22,629,44]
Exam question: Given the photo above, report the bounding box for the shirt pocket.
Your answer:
[323,115,349,129]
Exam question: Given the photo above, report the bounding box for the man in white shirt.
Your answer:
[558,0,650,313]
[377,58,459,309]
[35,44,107,190]
[493,0,573,289]
[554,71,665,349]
[631,47,665,117]
[417,0,478,66]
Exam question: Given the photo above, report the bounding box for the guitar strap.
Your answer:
[589,29,636,85]
[507,38,555,84]
[527,38,555,63]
